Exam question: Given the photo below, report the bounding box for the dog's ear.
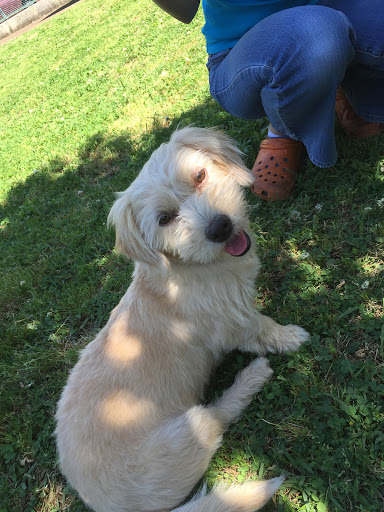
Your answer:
[211,131,253,187]
[108,192,169,270]
[213,152,253,187]
[173,127,253,186]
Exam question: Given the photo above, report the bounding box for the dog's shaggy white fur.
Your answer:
[56,127,309,512]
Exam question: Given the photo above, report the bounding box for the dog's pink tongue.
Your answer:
[225,231,250,256]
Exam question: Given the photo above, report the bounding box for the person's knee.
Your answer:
[272,6,355,84]
[304,7,354,67]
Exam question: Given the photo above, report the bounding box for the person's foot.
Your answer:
[251,138,303,201]
[336,89,383,138]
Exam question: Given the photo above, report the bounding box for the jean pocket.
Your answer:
[206,48,232,71]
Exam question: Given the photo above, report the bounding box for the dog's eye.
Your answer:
[159,213,174,226]
[194,168,207,186]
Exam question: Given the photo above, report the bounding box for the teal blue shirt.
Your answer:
[202,0,320,54]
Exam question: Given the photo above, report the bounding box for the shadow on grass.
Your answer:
[1,98,383,511]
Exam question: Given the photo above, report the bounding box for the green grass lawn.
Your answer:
[1,0,383,510]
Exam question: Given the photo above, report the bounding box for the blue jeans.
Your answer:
[207,2,384,168]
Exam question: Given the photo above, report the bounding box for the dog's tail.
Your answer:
[173,476,284,512]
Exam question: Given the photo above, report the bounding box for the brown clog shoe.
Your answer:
[336,89,383,138]
[251,137,303,201]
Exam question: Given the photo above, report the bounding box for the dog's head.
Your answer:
[108,127,254,270]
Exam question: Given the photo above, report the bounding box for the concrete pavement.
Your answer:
[0,0,79,43]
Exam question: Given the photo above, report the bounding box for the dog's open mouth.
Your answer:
[224,231,251,257]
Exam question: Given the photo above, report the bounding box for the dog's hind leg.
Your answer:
[173,477,284,512]
[210,356,273,428]
[141,358,273,512]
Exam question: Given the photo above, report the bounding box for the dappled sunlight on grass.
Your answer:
[1,105,383,510]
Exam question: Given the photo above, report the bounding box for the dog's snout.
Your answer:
[205,214,233,243]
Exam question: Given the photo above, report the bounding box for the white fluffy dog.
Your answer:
[56,127,309,512]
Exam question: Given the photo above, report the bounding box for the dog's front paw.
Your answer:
[278,324,310,353]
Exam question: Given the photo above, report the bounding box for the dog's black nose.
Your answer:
[205,214,233,243]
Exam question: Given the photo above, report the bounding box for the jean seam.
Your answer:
[343,90,384,124]
[304,151,337,169]
[355,49,384,59]
[206,48,233,71]
[211,65,274,98]
[270,85,337,169]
